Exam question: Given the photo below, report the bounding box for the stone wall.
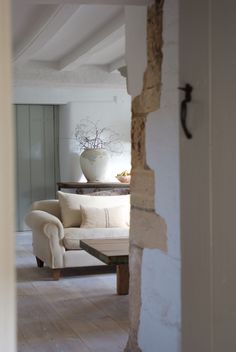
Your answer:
[125,2,167,350]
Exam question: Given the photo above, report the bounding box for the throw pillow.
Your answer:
[80,205,129,228]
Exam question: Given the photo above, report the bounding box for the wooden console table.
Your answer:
[57,181,130,194]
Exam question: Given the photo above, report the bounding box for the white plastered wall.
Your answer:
[0,0,16,351]
[13,84,131,183]
[139,0,180,350]
[59,88,131,182]
[126,0,180,350]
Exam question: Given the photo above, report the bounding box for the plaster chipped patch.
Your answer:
[131,209,167,251]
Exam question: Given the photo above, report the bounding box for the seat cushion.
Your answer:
[63,227,129,250]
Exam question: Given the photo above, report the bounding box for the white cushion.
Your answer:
[80,205,129,228]
[63,227,129,250]
[57,191,130,228]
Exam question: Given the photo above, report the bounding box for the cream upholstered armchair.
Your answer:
[25,192,130,280]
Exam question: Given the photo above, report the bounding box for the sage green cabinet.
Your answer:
[15,105,60,231]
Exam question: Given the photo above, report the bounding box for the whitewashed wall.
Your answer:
[126,0,180,350]
[59,89,131,181]
[13,84,131,183]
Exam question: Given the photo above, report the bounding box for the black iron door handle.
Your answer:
[179,83,193,139]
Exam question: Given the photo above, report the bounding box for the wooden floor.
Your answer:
[17,232,129,352]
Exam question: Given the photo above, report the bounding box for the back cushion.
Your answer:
[57,191,130,228]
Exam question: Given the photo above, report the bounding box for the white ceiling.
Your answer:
[11,1,137,87]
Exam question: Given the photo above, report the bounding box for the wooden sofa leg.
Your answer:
[52,269,61,281]
[36,256,44,268]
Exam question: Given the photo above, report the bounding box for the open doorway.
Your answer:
[12,2,132,352]
[1,1,181,351]
[13,2,132,227]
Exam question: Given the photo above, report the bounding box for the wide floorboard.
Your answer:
[16,232,129,352]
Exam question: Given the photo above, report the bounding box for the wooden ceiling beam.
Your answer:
[108,56,126,72]
[14,4,80,63]
[58,11,125,71]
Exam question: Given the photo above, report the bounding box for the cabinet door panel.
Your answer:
[15,104,59,231]
[44,106,56,199]
[30,105,45,202]
[15,105,31,231]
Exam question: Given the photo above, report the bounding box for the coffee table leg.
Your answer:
[116,264,129,295]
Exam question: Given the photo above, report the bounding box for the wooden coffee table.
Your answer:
[80,238,129,295]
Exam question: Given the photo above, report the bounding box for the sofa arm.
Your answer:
[25,210,64,240]
[25,210,65,268]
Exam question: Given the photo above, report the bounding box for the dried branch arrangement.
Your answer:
[74,118,123,153]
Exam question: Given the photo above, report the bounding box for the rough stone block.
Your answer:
[130,208,167,252]
[131,168,155,210]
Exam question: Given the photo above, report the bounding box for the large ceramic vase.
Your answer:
[80,148,109,182]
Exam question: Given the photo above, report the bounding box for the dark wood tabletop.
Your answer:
[80,238,129,265]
